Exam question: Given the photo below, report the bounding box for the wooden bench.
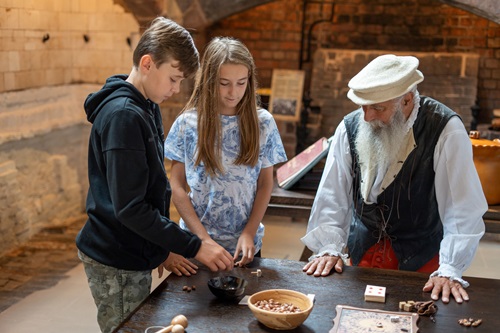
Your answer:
[268,182,500,234]
[484,205,500,234]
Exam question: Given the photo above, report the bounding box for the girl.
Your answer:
[165,37,287,268]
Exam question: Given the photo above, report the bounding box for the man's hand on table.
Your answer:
[303,255,344,277]
[303,257,469,304]
[158,252,198,278]
[423,276,469,304]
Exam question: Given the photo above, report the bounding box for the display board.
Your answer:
[269,69,305,122]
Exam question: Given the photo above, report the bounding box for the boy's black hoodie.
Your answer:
[76,75,201,270]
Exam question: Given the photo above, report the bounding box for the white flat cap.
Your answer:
[347,54,424,105]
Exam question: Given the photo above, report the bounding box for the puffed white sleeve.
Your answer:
[300,121,354,261]
[431,117,487,287]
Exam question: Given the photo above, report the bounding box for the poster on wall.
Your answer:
[269,69,305,122]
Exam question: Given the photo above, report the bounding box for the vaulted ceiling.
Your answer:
[114,0,500,29]
[440,0,500,24]
[114,0,275,30]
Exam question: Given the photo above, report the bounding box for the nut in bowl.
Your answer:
[248,289,314,330]
[207,276,248,300]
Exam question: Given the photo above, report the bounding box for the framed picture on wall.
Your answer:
[269,69,305,122]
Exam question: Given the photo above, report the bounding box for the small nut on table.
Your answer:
[472,319,482,327]
[251,269,262,277]
[458,317,483,327]
[458,318,472,327]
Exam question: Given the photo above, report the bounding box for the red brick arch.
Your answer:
[440,0,500,24]
[116,0,276,29]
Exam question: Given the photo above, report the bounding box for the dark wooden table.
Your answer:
[114,258,500,332]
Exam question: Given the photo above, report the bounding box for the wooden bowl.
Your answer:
[248,289,314,330]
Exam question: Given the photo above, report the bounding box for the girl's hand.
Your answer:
[234,232,256,267]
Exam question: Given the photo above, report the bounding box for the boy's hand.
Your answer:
[195,240,234,271]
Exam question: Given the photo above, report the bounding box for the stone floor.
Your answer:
[0,214,85,313]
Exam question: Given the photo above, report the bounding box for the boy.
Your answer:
[76,17,234,333]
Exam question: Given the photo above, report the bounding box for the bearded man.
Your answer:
[301,54,487,304]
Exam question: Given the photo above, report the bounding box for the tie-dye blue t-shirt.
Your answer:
[165,108,287,255]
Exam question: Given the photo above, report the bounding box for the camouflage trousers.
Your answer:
[78,250,152,333]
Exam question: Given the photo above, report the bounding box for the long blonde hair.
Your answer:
[183,37,260,176]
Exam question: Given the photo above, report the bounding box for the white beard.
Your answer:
[355,105,408,194]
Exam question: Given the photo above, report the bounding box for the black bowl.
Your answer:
[207,276,248,300]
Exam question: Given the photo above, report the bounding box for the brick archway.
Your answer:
[116,0,500,29]
[115,0,276,29]
[439,0,500,24]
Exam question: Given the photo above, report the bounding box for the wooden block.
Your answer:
[364,285,386,303]
[403,303,414,312]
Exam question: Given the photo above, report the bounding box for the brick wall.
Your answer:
[207,0,500,146]
[311,50,479,137]
[208,1,304,155]
[208,2,303,88]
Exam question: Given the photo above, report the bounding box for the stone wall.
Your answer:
[0,150,83,254]
[0,81,185,254]
[0,83,96,254]
[0,85,93,144]
[0,0,138,254]
[0,0,137,92]
[310,50,479,137]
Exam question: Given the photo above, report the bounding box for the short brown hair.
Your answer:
[133,17,199,78]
